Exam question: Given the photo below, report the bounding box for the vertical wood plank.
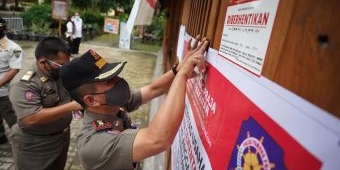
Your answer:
[262,0,296,79]
[274,0,340,117]
[212,0,227,49]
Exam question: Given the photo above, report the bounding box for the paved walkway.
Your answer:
[0,40,164,170]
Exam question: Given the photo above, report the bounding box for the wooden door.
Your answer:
[272,0,340,117]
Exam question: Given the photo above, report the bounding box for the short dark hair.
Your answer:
[70,82,97,108]
[35,36,71,60]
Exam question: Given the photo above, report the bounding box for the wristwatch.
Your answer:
[171,63,178,75]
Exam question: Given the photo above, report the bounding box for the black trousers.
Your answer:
[0,96,17,138]
[66,37,74,54]
[72,37,82,54]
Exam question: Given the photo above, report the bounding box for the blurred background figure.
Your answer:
[72,12,83,56]
[65,15,75,55]
[0,17,24,145]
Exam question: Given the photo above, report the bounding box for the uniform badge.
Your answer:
[72,110,84,119]
[40,76,48,83]
[13,49,22,58]
[24,90,39,102]
[92,120,112,131]
[21,71,34,82]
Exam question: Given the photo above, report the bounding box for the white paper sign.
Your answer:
[219,0,279,75]
[119,22,131,50]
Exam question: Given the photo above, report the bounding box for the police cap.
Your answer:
[60,49,127,93]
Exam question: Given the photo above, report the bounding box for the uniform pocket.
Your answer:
[42,93,60,107]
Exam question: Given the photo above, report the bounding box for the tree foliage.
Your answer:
[21,4,51,27]
[72,0,92,10]
[71,0,134,14]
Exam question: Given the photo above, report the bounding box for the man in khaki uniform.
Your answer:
[9,37,82,170]
[0,17,23,144]
[60,37,208,169]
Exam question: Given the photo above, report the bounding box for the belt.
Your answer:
[22,127,69,136]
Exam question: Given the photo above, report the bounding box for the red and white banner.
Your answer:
[172,34,340,169]
[126,0,157,34]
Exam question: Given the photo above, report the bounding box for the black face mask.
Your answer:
[48,67,60,80]
[0,30,5,39]
[92,78,131,106]
[46,60,62,80]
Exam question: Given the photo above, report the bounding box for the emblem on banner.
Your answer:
[228,117,286,170]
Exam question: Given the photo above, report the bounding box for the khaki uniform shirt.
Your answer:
[9,63,72,134]
[0,36,23,97]
[77,90,142,170]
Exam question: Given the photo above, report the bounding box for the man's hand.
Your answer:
[177,39,209,79]
[177,35,208,71]
[70,100,83,111]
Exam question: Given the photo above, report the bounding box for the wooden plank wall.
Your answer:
[162,0,340,117]
[271,0,340,117]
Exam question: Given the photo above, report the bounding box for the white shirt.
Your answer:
[65,21,75,38]
[73,17,83,38]
[0,36,23,96]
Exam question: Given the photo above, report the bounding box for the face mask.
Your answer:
[46,60,62,80]
[48,67,61,80]
[0,30,5,39]
[92,79,131,106]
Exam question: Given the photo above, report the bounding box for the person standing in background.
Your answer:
[65,15,75,54]
[72,12,83,56]
[0,17,24,145]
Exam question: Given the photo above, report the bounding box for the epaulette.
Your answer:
[39,76,48,83]
[20,71,34,82]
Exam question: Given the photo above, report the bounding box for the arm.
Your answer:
[139,70,174,104]
[0,69,18,87]
[1,44,24,86]
[140,35,206,104]
[66,22,74,39]
[21,100,82,126]
[132,40,209,161]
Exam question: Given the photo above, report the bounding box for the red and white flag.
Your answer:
[126,0,157,34]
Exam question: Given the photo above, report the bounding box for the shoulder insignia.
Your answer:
[13,49,22,58]
[92,120,112,131]
[40,76,48,83]
[20,71,34,82]
[107,119,124,134]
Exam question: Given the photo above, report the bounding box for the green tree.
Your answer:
[20,4,53,36]
[21,4,51,27]
[72,0,134,14]
[99,0,134,13]
[72,0,92,10]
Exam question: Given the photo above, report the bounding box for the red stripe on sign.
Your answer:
[229,0,259,6]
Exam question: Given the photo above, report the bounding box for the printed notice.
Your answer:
[219,0,279,75]
[104,18,120,34]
